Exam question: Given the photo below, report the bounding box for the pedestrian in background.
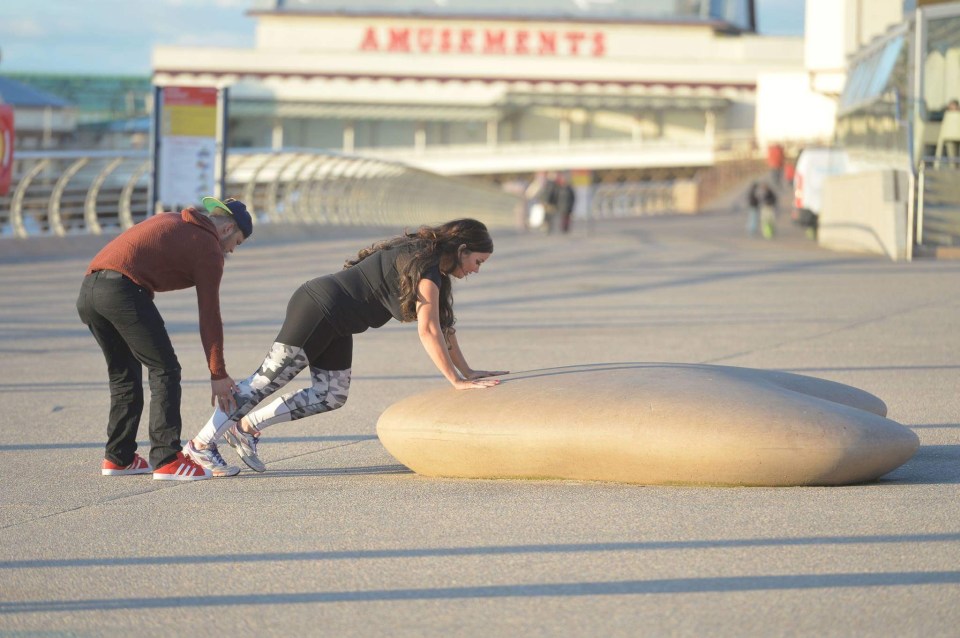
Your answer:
[746,180,762,237]
[550,173,576,233]
[767,143,785,187]
[757,181,779,239]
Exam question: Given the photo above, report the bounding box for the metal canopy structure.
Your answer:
[252,0,757,31]
[230,100,505,122]
[498,92,733,111]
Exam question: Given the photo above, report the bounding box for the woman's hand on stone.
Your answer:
[453,377,500,390]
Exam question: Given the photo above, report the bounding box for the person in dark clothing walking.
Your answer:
[746,181,762,236]
[549,173,576,233]
[186,218,508,475]
[746,180,778,238]
[756,181,779,239]
[77,197,253,480]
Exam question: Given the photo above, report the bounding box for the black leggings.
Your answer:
[276,285,353,370]
[196,285,354,444]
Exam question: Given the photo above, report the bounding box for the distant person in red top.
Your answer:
[767,143,785,186]
[76,197,253,481]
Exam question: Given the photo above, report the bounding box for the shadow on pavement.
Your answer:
[5,532,959,570]
[3,571,960,613]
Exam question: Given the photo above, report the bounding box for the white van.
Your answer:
[792,147,849,235]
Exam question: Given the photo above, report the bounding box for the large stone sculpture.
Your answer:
[376,363,919,486]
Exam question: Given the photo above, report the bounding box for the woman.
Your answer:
[185,218,507,476]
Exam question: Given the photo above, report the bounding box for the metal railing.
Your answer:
[0,149,521,238]
[589,181,679,218]
[916,157,960,247]
[1,150,151,237]
[0,147,774,240]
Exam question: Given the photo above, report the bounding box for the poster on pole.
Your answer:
[0,104,14,197]
[154,86,225,213]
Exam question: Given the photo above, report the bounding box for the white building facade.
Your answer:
[153,0,809,178]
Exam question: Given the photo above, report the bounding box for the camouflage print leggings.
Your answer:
[195,341,351,445]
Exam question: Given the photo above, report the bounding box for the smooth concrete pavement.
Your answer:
[1,210,959,636]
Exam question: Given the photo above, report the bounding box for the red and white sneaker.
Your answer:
[152,452,211,481]
[101,453,153,476]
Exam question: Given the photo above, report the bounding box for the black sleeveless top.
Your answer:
[301,244,443,336]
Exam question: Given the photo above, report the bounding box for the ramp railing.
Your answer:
[916,158,960,248]
[0,149,521,238]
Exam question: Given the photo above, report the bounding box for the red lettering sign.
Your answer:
[439,28,453,53]
[356,25,607,57]
[388,28,411,52]
[591,32,606,56]
[565,31,586,55]
[0,105,13,197]
[538,31,557,55]
[417,28,433,52]
[360,26,378,50]
[515,30,530,55]
[459,29,475,53]
[484,30,507,54]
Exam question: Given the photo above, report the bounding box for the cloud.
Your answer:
[0,0,254,74]
[0,17,47,38]
[171,31,247,47]
[163,0,251,7]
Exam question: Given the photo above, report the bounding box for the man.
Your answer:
[76,197,252,480]
[549,173,576,233]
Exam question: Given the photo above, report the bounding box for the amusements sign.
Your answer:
[156,86,223,211]
[0,105,14,196]
[359,25,606,57]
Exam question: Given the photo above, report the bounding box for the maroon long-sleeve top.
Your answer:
[86,208,229,379]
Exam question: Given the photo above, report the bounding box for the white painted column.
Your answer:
[271,119,283,150]
[705,110,716,144]
[343,122,355,153]
[415,122,426,154]
[487,119,498,149]
[559,113,571,146]
[43,107,53,148]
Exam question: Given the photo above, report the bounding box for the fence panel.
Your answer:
[917,159,960,247]
[1,149,521,238]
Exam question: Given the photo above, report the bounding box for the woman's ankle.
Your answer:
[238,418,257,435]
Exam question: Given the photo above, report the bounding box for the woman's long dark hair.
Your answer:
[344,219,493,333]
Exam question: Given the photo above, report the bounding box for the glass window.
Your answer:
[836,25,911,162]
[924,15,960,111]
[840,35,904,113]
[868,37,904,100]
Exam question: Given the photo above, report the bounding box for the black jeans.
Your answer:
[76,270,182,469]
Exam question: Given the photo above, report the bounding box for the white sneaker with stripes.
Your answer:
[224,424,266,473]
[183,440,240,477]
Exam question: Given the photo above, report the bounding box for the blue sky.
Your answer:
[0,0,805,76]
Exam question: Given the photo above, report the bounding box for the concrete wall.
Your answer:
[818,170,910,260]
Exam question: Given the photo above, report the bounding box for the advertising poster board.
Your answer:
[0,104,14,197]
[154,86,226,212]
